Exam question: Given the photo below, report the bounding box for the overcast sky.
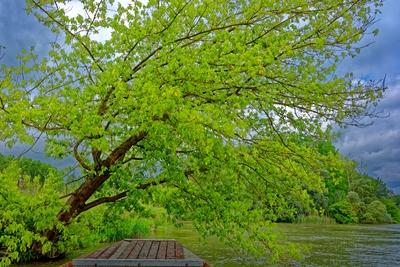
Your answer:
[1,0,399,193]
[335,0,400,193]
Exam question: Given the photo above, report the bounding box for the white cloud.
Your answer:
[58,1,85,18]
[59,0,148,42]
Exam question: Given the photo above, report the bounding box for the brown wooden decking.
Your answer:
[73,239,208,267]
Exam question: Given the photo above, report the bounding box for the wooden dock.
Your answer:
[72,239,209,267]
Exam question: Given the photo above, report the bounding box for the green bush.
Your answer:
[328,200,357,224]
[382,198,400,223]
[0,162,65,266]
[362,200,392,224]
[98,212,152,242]
[0,161,157,266]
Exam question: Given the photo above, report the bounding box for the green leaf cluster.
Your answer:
[0,162,64,266]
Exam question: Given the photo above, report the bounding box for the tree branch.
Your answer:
[73,139,92,171]
[21,120,69,132]
[127,47,162,80]
[80,179,167,212]
[123,36,146,62]
[122,156,144,164]
[155,0,192,35]
[30,0,104,72]
[102,131,147,168]
[80,191,127,212]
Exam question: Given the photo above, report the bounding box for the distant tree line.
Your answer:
[0,154,55,184]
[276,140,400,224]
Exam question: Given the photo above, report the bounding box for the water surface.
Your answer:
[149,222,400,267]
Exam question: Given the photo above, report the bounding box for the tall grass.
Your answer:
[295,215,336,224]
[100,217,152,241]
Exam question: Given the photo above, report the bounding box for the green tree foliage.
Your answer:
[0,163,65,266]
[0,158,158,266]
[289,141,400,224]
[394,195,400,206]
[325,162,400,223]
[382,198,400,223]
[362,200,392,224]
[0,154,55,183]
[0,0,386,261]
[318,141,350,206]
[350,174,400,223]
[328,200,357,224]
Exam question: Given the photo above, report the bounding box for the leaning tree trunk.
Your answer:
[32,132,147,259]
[57,172,111,224]
[30,172,112,260]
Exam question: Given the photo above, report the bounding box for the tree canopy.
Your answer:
[0,0,385,261]
[0,154,56,183]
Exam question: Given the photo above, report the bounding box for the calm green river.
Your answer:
[17,222,400,267]
[148,222,400,267]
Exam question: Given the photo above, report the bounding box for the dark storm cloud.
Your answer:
[0,0,55,65]
[336,0,400,194]
[0,139,76,170]
[0,0,74,170]
[338,0,400,80]
[335,85,400,193]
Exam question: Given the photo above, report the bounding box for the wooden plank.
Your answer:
[73,258,204,266]
[73,240,207,267]
[98,241,122,259]
[175,242,184,259]
[110,240,130,259]
[128,240,144,259]
[166,240,176,259]
[156,241,167,259]
[138,240,152,259]
[84,246,109,259]
[147,241,160,259]
[124,238,176,241]
[118,240,137,259]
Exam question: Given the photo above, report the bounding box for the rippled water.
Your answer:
[148,222,400,267]
[16,223,400,267]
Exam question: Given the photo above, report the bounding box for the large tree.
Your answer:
[0,0,384,259]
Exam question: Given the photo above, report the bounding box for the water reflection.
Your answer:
[149,222,400,267]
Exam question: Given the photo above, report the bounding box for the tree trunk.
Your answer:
[30,229,65,260]
[29,173,112,260]
[58,172,111,224]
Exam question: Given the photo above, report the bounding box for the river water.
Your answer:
[148,222,400,267]
[16,223,400,267]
